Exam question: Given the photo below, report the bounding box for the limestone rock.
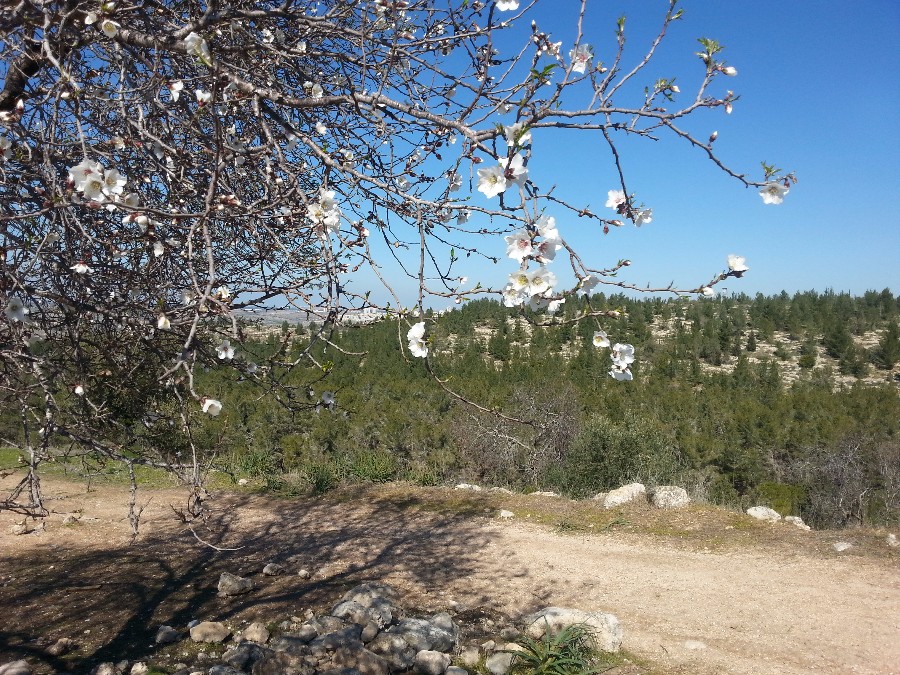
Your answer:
[603,483,646,509]
[218,572,253,596]
[746,506,781,522]
[530,491,559,497]
[367,632,415,671]
[391,616,457,652]
[484,652,514,675]
[0,661,32,675]
[250,651,313,675]
[591,492,607,502]
[784,515,811,531]
[130,664,148,675]
[458,646,480,667]
[833,541,853,552]
[524,606,623,653]
[243,621,270,644]
[414,650,450,675]
[189,621,230,643]
[498,510,514,520]
[360,621,380,643]
[208,667,245,675]
[886,533,898,548]
[223,641,272,670]
[262,563,285,576]
[454,483,481,491]
[46,637,76,656]
[90,664,120,675]
[331,641,390,675]
[297,569,312,580]
[650,486,690,509]
[155,625,180,644]
[445,668,468,675]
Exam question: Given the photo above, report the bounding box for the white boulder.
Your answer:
[746,506,781,522]
[603,483,646,509]
[523,606,622,653]
[650,486,690,509]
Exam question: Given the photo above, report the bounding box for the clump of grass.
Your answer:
[509,623,602,675]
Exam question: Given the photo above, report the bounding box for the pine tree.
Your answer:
[875,322,900,369]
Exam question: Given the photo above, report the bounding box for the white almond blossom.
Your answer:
[505,230,533,262]
[611,342,635,367]
[310,83,324,99]
[634,208,653,227]
[535,215,557,238]
[195,89,212,105]
[100,19,119,37]
[216,339,235,360]
[526,267,556,296]
[700,286,716,297]
[407,321,428,358]
[759,181,789,205]
[727,254,749,276]
[315,121,328,134]
[5,296,27,322]
[201,397,223,416]
[477,165,507,198]
[308,188,341,233]
[605,189,627,209]
[74,384,86,396]
[504,153,528,188]
[184,32,213,66]
[447,171,462,192]
[721,65,738,76]
[102,168,127,197]
[168,80,184,102]
[70,261,93,274]
[569,44,593,74]
[578,275,599,295]
[593,330,610,348]
[503,122,532,148]
[157,314,171,330]
[609,342,636,381]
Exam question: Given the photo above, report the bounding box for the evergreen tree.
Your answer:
[875,322,900,369]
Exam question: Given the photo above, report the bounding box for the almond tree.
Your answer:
[0,0,792,524]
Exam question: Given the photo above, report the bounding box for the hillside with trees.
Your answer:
[9,290,894,531]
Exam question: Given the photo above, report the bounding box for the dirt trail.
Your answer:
[1,476,898,674]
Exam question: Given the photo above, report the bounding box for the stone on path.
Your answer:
[189,621,231,643]
[523,606,623,653]
[650,486,690,509]
[603,483,646,509]
[746,506,781,522]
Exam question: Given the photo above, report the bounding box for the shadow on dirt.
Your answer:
[0,487,493,673]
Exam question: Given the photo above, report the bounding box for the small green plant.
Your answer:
[510,623,601,675]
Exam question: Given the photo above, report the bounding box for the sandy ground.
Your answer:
[1,475,898,674]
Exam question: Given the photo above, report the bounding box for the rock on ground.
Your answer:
[414,650,450,675]
[603,483,646,509]
[189,621,231,643]
[650,486,690,509]
[523,606,623,653]
[218,571,253,596]
[0,661,32,675]
[833,541,853,552]
[746,506,781,522]
[784,515,811,531]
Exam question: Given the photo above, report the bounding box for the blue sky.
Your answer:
[348,0,899,307]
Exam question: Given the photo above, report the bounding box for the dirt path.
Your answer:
[1,476,898,674]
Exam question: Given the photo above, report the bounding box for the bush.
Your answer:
[756,482,806,516]
[554,413,684,498]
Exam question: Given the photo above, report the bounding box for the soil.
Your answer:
[1,475,898,675]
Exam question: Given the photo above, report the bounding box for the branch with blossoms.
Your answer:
[1,0,791,517]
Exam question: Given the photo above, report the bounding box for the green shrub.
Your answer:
[349,449,398,482]
[756,482,806,516]
[555,414,684,498]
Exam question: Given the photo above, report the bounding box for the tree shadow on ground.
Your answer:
[0,485,494,673]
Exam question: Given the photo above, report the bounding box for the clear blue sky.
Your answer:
[350,0,900,307]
